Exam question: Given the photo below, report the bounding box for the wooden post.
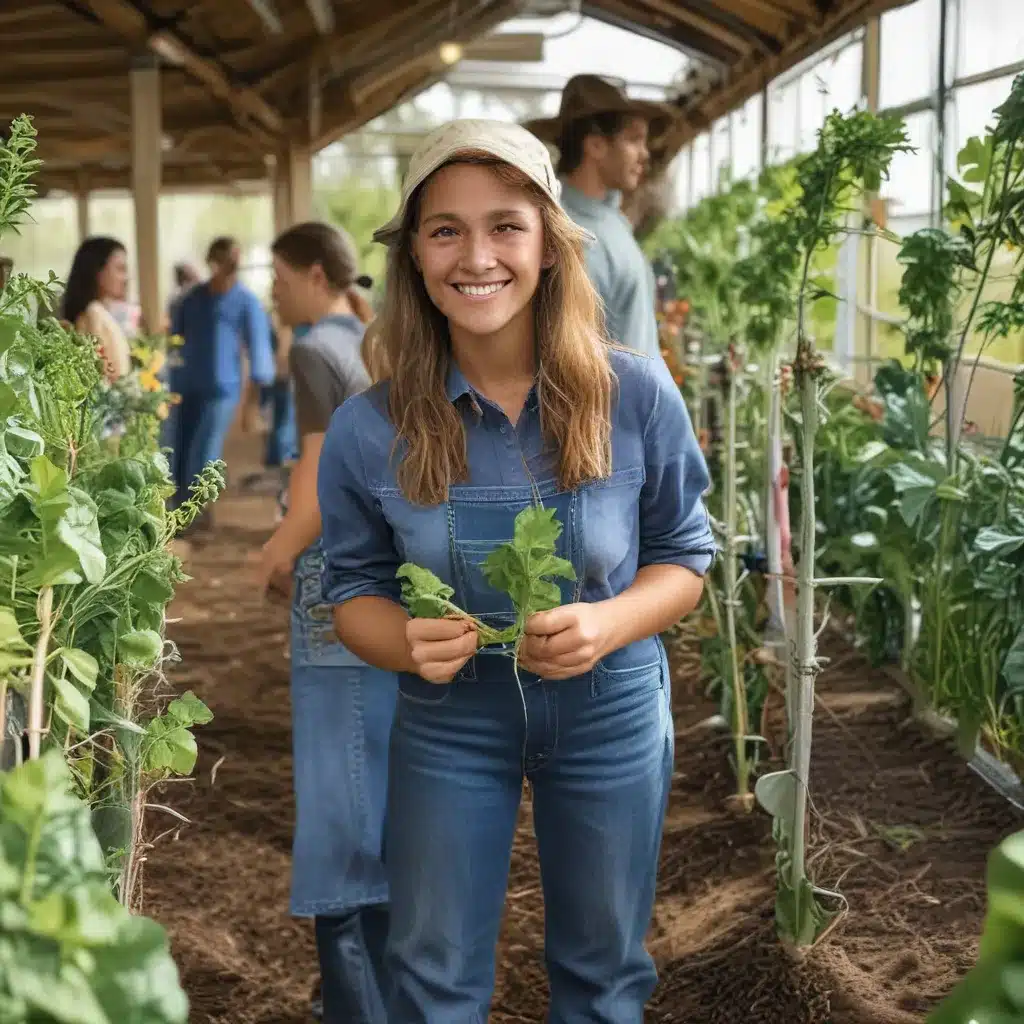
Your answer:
[285,141,313,224]
[130,57,161,336]
[273,154,291,237]
[76,177,90,241]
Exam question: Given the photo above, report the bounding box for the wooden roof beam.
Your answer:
[76,0,284,136]
[306,0,336,34]
[639,0,754,54]
[243,0,284,34]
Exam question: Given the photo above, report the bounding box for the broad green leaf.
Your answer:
[117,629,162,670]
[29,455,68,501]
[0,607,29,650]
[976,527,1024,555]
[1003,626,1024,692]
[143,716,199,776]
[60,648,98,690]
[55,500,106,585]
[166,690,213,727]
[50,672,91,733]
[5,422,44,460]
[396,563,456,619]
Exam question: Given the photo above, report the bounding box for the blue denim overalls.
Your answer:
[376,472,674,1023]
[290,542,398,1023]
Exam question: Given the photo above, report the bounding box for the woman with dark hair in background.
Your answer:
[62,236,133,381]
[253,221,395,1024]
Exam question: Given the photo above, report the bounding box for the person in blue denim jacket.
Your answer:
[317,120,715,1023]
[254,221,396,1024]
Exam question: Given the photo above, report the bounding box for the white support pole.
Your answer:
[130,57,161,336]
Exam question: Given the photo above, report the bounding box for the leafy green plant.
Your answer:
[756,108,910,951]
[0,114,222,910]
[928,828,1024,1024]
[398,505,575,660]
[0,750,188,1023]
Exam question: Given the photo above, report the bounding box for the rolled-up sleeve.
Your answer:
[318,400,403,606]
[638,357,717,575]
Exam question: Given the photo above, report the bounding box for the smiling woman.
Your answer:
[316,118,716,1023]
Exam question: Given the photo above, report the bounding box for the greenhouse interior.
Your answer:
[1,0,1023,1022]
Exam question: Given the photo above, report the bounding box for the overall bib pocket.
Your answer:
[447,481,582,684]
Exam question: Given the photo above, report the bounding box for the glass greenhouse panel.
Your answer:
[768,80,798,162]
[692,133,711,202]
[712,116,731,191]
[731,94,762,183]
[882,110,935,218]
[949,74,1021,167]
[880,0,940,108]
[955,0,1024,80]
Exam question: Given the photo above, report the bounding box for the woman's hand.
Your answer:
[406,617,478,683]
[251,534,295,600]
[520,603,614,680]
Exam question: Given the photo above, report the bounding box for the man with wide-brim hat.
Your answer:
[524,75,679,363]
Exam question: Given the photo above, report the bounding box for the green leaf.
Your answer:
[30,455,68,501]
[396,563,456,619]
[5,422,44,460]
[0,606,29,650]
[60,648,99,690]
[976,527,1024,555]
[50,672,91,733]
[117,629,162,670]
[166,690,213,727]
[0,752,189,1024]
[482,506,576,620]
[55,499,106,585]
[143,716,199,776]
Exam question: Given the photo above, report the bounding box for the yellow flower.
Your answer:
[139,369,161,393]
[149,349,166,375]
[168,334,184,348]
[157,402,169,420]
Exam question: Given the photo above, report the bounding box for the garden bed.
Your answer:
[143,438,1020,1024]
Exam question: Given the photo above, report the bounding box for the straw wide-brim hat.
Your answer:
[523,74,679,146]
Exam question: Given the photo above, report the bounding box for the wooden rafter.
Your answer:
[10,0,916,194]
[305,0,335,34]
[72,0,285,136]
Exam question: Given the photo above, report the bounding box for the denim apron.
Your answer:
[289,543,398,917]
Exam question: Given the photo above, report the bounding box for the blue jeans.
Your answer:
[262,379,297,468]
[163,390,239,508]
[291,546,397,1023]
[383,481,673,1023]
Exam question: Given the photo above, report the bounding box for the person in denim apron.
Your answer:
[254,221,396,1024]
[317,121,716,1023]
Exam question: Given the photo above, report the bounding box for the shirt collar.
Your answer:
[445,361,473,404]
[560,180,623,212]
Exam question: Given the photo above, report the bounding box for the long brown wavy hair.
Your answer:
[374,154,614,505]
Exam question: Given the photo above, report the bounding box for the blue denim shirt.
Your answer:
[318,347,715,678]
[169,281,275,396]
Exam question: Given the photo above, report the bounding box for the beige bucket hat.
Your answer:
[523,74,678,145]
[372,119,563,246]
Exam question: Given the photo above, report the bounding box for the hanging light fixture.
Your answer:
[439,41,463,65]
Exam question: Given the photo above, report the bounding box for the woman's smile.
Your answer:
[450,280,512,300]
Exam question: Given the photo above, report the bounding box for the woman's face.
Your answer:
[97,247,128,302]
[271,254,319,328]
[413,163,546,342]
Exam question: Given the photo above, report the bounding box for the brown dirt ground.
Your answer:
[143,434,1022,1024]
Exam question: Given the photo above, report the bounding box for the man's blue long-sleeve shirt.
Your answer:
[169,281,275,396]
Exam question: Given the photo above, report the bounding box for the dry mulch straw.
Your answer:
[143,438,1022,1023]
